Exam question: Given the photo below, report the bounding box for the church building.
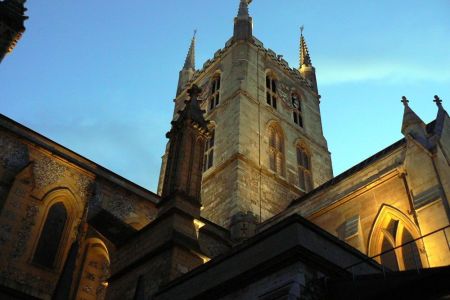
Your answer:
[0,1,449,299]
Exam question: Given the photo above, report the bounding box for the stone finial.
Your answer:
[401,96,409,107]
[237,0,252,18]
[434,95,443,107]
[233,0,253,40]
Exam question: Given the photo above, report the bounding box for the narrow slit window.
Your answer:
[297,146,312,192]
[209,75,221,111]
[292,94,303,128]
[266,75,277,110]
[203,129,215,171]
[268,125,285,176]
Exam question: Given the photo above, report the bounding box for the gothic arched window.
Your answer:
[268,125,285,176]
[33,202,68,268]
[266,74,277,109]
[297,145,312,192]
[379,218,422,271]
[209,75,221,111]
[203,129,215,172]
[292,93,303,128]
[369,206,425,271]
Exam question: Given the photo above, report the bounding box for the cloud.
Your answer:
[317,60,450,86]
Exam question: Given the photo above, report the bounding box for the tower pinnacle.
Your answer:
[183,30,196,70]
[177,32,197,95]
[233,0,253,41]
[237,0,252,18]
[401,96,426,135]
[299,26,318,93]
[300,26,312,67]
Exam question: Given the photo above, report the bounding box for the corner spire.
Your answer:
[237,0,251,18]
[162,84,210,201]
[401,96,426,135]
[300,26,312,67]
[233,0,253,41]
[183,30,196,70]
[177,32,197,95]
[433,95,448,138]
[299,26,318,93]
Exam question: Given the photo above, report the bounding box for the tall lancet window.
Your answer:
[292,93,303,128]
[379,219,423,271]
[209,75,221,111]
[33,202,68,268]
[268,125,285,176]
[203,129,215,172]
[297,145,312,192]
[266,74,277,109]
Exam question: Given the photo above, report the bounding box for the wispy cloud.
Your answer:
[317,60,450,86]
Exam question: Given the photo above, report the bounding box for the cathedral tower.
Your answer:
[158,0,333,228]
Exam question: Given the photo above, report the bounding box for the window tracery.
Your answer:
[266,74,277,110]
[369,206,426,271]
[292,93,303,128]
[268,124,285,176]
[203,129,215,172]
[296,145,312,192]
[209,75,221,111]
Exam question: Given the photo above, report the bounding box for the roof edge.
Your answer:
[0,114,160,203]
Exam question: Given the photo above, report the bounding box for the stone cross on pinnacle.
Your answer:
[434,95,443,106]
[401,96,409,106]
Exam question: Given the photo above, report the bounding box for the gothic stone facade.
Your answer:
[0,1,450,299]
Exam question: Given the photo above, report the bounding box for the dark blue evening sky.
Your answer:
[1,0,449,192]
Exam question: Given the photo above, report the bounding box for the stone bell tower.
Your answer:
[158,0,333,229]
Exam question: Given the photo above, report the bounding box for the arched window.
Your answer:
[33,202,68,268]
[369,206,425,271]
[379,219,422,271]
[203,129,215,172]
[297,145,312,192]
[292,93,303,128]
[266,74,277,109]
[209,75,221,111]
[268,124,285,176]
